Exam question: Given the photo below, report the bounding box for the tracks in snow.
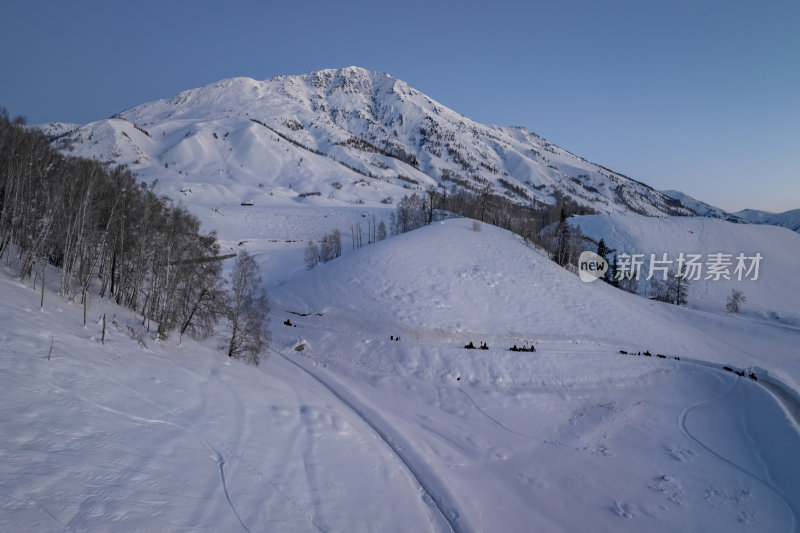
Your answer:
[34,355,335,532]
[678,370,797,533]
[455,388,534,439]
[207,443,251,533]
[276,350,465,533]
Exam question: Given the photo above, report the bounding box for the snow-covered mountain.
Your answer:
[42,67,693,216]
[737,208,800,233]
[660,190,800,234]
[661,189,744,223]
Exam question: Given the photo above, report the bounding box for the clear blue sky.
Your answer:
[1,0,798,212]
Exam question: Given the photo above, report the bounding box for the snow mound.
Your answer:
[272,218,800,388]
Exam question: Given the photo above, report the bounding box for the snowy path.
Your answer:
[277,350,463,533]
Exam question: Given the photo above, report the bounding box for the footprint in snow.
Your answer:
[611,500,636,519]
[649,474,684,506]
[662,444,697,462]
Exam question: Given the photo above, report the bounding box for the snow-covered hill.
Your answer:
[737,208,800,233]
[3,218,799,532]
[272,218,800,386]
[42,67,693,217]
[572,214,800,325]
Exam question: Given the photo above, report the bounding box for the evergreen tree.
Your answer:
[596,238,609,260]
[610,254,620,287]
[673,264,690,306]
[596,238,611,283]
[553,219,571,267]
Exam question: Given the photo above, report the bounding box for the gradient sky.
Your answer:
[1,0,798,212]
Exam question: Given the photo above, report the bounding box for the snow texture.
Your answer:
[2,217,799,532]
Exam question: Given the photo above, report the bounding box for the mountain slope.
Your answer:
[661,189,744,222]
[659,191,800,232]
[737,208,800,233]
[572,214,800,325]
[269,218,800,531]
[0,271,442,532]
[43,67,693,216]
[272,217,800,385]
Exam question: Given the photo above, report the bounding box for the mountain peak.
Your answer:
[48,67,695,217]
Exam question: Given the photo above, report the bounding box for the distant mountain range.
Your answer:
[40,66,694,216]
[735,208,800,233]
[660,190,800,233]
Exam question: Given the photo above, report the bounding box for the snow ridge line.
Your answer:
[276,350,464,533]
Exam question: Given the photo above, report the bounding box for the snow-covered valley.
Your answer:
[2,212,799,532]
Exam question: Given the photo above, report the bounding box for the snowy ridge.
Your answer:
[659,191,800,233]
[737,208,800,233]
[661,189,744,222]
[46,67,693,216]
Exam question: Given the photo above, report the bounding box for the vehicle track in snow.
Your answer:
[276,349,465,533]
[678,369,797,533]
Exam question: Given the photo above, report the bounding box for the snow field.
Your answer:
[2,214,799,531]
[0,275,440,532]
